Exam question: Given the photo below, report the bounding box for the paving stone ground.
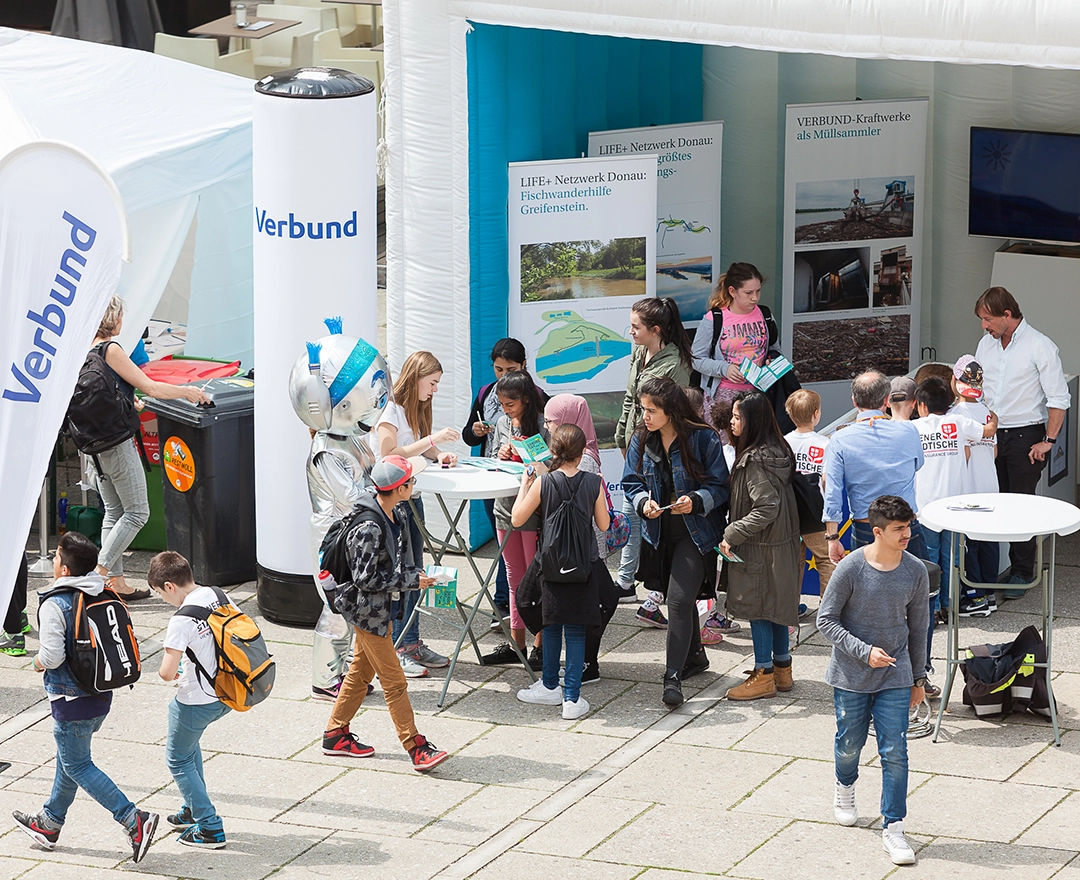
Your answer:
[5,532,1080,878]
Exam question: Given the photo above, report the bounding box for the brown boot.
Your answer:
[726,668,777,701]
[774,663,793,692]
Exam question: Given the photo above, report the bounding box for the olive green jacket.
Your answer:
[614,344,691,449]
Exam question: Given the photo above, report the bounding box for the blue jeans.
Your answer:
[963,539,998,598]
[393,497,425,646]
[44,714,135,827]
[484,498,510,609]
[542,624,586,702]
[616,494,641,588]
[923,528,957,609]
[834,687,910,827]
[167,698,231,833]
[749,620,790,669]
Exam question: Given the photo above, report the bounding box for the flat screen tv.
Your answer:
[969,126,1080,244]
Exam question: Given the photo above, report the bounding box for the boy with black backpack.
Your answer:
[13,532,159,863]
[149,551,240,849]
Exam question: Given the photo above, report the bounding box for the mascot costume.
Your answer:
[289,318,390,698]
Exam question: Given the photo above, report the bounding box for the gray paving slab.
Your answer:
[728,819,901,880]
[515,794,650,858]
[267,829,469,880]
[468,850,640,880]
[733,699,854,760]
[1014,790,1080,850]
[896,838,1074,879]
[414,783,548,847]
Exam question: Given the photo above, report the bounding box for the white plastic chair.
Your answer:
[252,28,316,78]
[313,28,383,85]
[154,33,255,78]
[267,0,361,46]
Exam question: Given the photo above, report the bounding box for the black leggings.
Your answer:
[665,535,705,673]
[584,563,619,669]
[6,553,27,635]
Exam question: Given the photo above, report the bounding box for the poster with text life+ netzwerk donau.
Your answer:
[781,98,928,424]
[587,121,723,328]
[508,154,657,501]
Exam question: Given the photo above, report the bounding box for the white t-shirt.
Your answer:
[371,401,415,461]
[912,412,984,513]
[722,443,736,473]
[949,399,998,494]
[164,586,235,706]
[785,429,829,490]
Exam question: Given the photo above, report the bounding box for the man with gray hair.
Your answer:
[823,371,927,565]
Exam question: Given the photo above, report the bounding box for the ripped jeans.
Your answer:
[833,686,910,827]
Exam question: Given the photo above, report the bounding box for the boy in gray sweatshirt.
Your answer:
[817,495,929,867]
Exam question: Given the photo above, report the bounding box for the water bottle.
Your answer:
[234,3,248,27]
[314,571,348,639]
[57,492,68,535]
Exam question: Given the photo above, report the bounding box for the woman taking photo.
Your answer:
[691,262,777,431]
[511,424,610,719]
[721,390,802,701]
[622,377,729,708]
[543,394,619,684]
[374,350,459,677]
[613,297,695,621]
[78,296,210,600]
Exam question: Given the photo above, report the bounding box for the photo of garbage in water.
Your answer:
[792,314,910,383]
[795,176,915,244]
[873,245,913,307]
[792,247,871,313]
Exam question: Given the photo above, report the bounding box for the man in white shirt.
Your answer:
[974,287,1071,591]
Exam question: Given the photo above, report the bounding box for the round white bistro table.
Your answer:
[920,492,1080,745]
[409,465,534,706]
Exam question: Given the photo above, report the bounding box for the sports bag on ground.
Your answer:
[540,471,594,584]
[41,585,141,694]
[66,341,142,456]
[176,586,275,712]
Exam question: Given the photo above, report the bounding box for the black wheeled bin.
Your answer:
[146,376,256,585]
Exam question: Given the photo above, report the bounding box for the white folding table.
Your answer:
[920,492,1080,745]
[405,466,535,706]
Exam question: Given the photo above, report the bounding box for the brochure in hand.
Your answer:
[716,546,745,563]
[739,355,794,392]
[460,457,526,475]
[510,434,553,463]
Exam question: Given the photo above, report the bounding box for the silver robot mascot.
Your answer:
[289,318,390,699]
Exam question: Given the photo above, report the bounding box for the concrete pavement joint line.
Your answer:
[0,701,51,747]
[1007,787,1073,845]
[579,801,658,860]
[428,817,544,880]
[727,755,797,811]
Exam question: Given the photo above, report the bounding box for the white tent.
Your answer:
[384,1,1080,539]
[0,28,254,365]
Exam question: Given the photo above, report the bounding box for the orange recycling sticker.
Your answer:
[162,436,195,492]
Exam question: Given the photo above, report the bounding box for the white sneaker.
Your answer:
[562,697,590,719]
[397,651,429,678]
[834,781,857,826]
[517,679,562,705]
[882,821,916,865]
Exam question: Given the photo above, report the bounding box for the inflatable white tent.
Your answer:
[384,1,1080,541]
[0,28,254,365]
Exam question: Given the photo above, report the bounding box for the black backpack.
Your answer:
[66,342,142,457]
[540,471,593,585]
[40,585,142,694]
[790,470,825,536]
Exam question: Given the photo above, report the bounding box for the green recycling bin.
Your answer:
[146,376,256,585]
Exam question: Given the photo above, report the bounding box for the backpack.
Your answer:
[40,585,142,694]
[790,470,825,536]
[540,471,593,584]
[66,342,142,456]
[175,586,275,712]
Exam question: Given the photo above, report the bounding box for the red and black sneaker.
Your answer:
[322,726,375,757]
[409,734,449,772]
[12,810,60,849]
[127,809,159,864]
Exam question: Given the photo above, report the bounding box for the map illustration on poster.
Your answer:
[781,98,928,422]
[588,121,722,326]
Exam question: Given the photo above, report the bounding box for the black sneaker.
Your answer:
[581,661,600,685]
[127,810,159,863]
[528,645,543,672]
[178,824,226,849]
[0,633,26,656]
[480,642,519,665]
[167,805,194,828]
[662,671,683,707]
[958,596,991,617]
[617,584,639,605]
[681,649,710,680]
[12,810,60,849]
[409,734,449,772]
[19,612,30,635]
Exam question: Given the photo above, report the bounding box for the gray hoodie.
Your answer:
[37,573,105,670]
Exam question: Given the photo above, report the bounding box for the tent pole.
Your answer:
[28,478,52,574]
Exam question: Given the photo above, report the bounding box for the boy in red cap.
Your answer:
[321,454,449,771]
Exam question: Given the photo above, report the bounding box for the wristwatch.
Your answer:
[913,676,928,689]
[824,532,840,541]
[1044,434,1058,445]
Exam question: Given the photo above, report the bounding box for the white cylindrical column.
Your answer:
[253,68,377,625]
